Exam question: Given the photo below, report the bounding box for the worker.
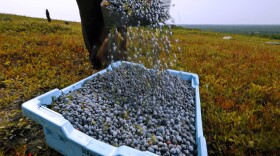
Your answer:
[76,0,127,70]
[76,0,108,69]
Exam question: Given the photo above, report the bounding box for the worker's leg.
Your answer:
[76,0,108,68]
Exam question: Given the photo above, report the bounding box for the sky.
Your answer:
[0,0,280,25]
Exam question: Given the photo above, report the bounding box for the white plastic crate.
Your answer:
[22,61,207,156]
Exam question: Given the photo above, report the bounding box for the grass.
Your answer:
[0,13,280,155]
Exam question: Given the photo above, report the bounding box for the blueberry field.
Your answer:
[0,14,280,155]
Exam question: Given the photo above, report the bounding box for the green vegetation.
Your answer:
[134,124,144,135]
[249,33,280,40]
[180,24,280,36]
[173,28,280,155]
[1,14,279,155]
[151,134,157,144]
[0,14,91,155]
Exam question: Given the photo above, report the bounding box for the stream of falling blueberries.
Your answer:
[52,1,197,155]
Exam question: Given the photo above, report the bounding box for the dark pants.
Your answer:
[76,0,108,68]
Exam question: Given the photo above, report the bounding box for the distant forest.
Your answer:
[178,25,280,39]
